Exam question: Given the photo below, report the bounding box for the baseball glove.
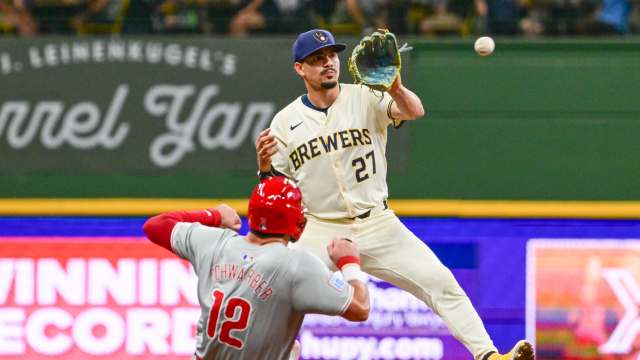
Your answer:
[348,29,401,92]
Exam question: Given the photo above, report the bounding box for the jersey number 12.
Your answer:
[207,289,252,349]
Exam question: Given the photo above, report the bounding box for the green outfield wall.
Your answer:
[1,37,638,200]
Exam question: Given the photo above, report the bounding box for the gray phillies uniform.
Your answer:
[171,222,354,360]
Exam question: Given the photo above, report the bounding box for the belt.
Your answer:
[352,200,388,220]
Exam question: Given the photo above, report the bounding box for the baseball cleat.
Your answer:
[488,340,535,360]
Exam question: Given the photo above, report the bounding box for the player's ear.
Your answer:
[294,62,305,77]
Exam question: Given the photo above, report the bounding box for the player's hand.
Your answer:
[215,204,242,231]
[255,128,278,172]
[327,237,360,266]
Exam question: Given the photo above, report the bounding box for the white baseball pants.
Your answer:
[291,209,498,359]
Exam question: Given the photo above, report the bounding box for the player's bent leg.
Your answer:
[354,212,499,358]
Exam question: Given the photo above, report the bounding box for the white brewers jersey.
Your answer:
[170,222,353,360]
[270,84,395,219]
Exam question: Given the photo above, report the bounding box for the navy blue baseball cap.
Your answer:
[292,29,347,62]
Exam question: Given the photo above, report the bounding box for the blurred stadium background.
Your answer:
[1,1,640,359]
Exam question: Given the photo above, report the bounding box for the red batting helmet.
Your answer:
[248,176,306,241]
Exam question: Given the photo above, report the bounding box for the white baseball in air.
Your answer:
[474,37,495,56]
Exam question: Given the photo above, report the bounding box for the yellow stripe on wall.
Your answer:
[2,199,640,218]
[390,200,640,218]
[0,199,246,216]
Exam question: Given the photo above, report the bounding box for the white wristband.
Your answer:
[341,263,367,283]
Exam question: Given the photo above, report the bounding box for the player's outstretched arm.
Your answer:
[327,237,371,321]
[388,73,425,121]
[143,204,241,251]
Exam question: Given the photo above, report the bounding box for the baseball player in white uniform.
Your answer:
[143,176,370,360]
[255,29,534,360]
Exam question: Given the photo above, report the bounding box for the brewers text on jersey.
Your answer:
[288,128,372,170]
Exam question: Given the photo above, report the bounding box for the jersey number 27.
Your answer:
[352,150,377,183]
[207,289,252,349]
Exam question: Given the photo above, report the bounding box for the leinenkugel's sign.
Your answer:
[0,38,291,170]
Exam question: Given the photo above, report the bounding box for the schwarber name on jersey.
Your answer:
[270,84,396,219]
[170,222,353,360]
